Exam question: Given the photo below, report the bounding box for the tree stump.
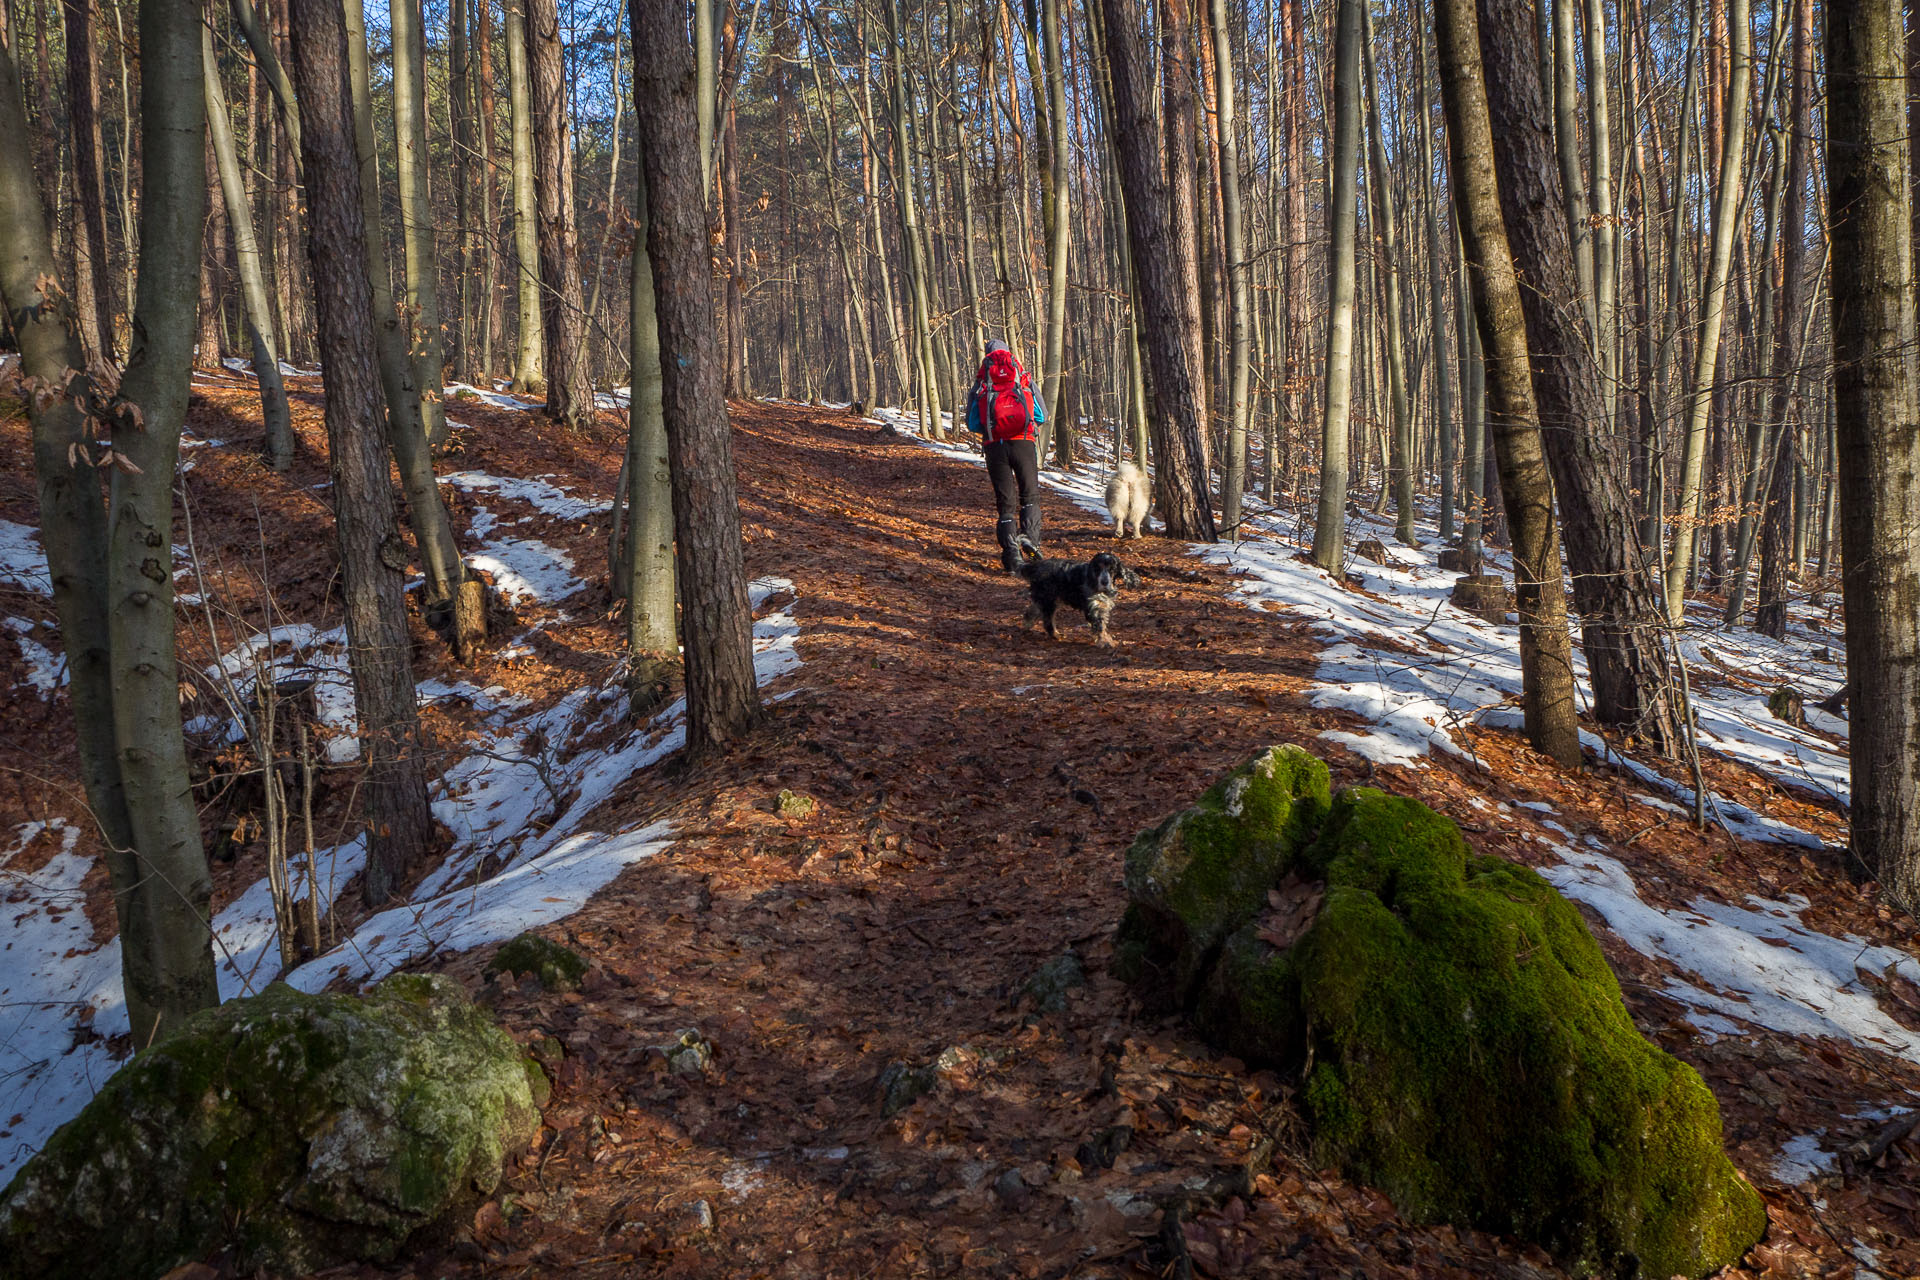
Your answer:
[1437,546,1473,573]
[1451,574,1512,625]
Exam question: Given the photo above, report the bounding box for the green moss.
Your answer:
[1272,788,1766,1279]
[0,975,541,1280]
[1117,744,1331,1004]
[488,931,588,992]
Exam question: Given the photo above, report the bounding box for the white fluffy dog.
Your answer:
[1104,461,1152,539]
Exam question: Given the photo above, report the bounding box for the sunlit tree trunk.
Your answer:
[505,0,544,395]
[1433,0,1583,768]
[1665,0,1752,621]
[631,0,762,752]
[1099,0,1216,541]
[1313,0,1363,572]
[526,0,591,429]
[203,24,294,470]
[1210,0,1251,531]
[1827,0,1920,913]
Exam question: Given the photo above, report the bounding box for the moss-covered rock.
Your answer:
[0,975,542,1280]
[1114,744,1331,1004]
[1230,788,1763,1277]
[1120,760,1767,1279]
[488,930,588,992]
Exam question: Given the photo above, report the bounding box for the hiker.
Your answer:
[964,339,1047,571]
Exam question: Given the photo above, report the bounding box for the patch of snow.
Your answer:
[468,539,583,605]
[4,617,64,695]
[1772,1131,1836,1185]
[0,521,51,596]
[1542,841,1920,1058]
[445,382,544,411]
[440,471,613,522]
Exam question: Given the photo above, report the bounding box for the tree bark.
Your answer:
[1098,0,1215,542]
[203,23,294,471]
[624,162,677,717]
[1827,0,1920,912]
[1754,0,1813,640]
[630,0,762,754]
[1432,0,1583,768]
[505,0,544,395]
[1039,0,1070,437]
[64,0,114,359]
[1665,0,1752,621]
[1474,0,1684,751]
[1209,0,1251,532]
[526,0,591,429]
[389,0,450,446]
[107,0,224,1040]
[0,29,162,1038]
[288,0,436,907]
[1313,0,1363,571]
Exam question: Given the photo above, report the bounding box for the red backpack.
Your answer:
[973,349,1038,443]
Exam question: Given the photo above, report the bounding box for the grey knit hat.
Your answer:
[984,339,1009,356]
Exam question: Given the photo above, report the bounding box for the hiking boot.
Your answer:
[995,518,1019,572]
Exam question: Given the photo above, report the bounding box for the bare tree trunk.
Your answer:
[1754,0,1813,639]
[1099,0,1215,542]
[1210,0,1251,531]
[203,23,293,470]
[624,163,677,718]
[631,0,762,753]
[505,0,544,394]
[107,0,224,1040]
[1827,0,1920,913]
[1039,0,1069,435]
[1313,0,1363,572]
[288,0,436,906]
[341,0,479,654]
[389,0,450,445]
[526,0,591,429]
[1363,7,1415,544]
[0,30,164,1040]
[1665,0,1752,621]
[1433,0,1583,768]
[1473,0,1684,751]
[64,0,114,359]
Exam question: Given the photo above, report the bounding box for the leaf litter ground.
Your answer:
[0,384,1914,1278]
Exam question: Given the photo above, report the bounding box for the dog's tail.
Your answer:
[1013,534,1044,579]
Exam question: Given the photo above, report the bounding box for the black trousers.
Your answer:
[985,439,1039,520]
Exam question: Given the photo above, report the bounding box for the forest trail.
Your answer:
[1,390,1912,1277]
[370,401,1911,1280]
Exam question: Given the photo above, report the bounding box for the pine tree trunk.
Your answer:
[288,0,436,907]
[526,0,591,429]
[631,0,762,754]
[1826,0,1920,913]
[1098,0,1215,542]
[1432,0,1583,768]
[107,0,223,1041]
